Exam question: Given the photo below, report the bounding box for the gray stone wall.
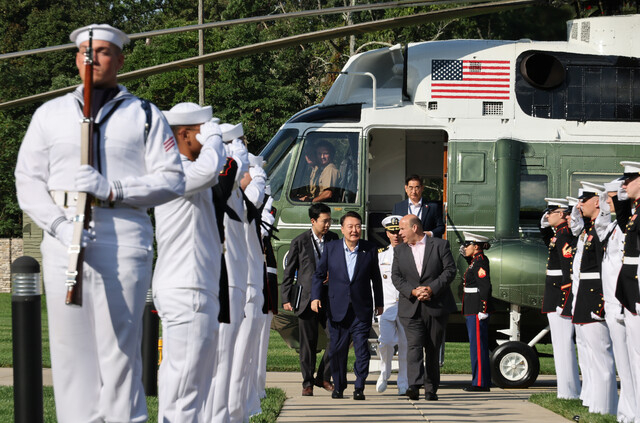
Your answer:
[0,238,24,293]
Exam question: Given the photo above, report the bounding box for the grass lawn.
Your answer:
[0,386,284,423]
[530,393,618,423]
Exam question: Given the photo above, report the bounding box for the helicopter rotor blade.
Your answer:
[0,0,537,111]
[0,0,507,62]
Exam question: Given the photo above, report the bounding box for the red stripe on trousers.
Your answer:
[476,315,482,386]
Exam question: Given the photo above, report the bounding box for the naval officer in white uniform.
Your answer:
[375,215,409,395]
[154,103,226,422]
[15,24,185,423]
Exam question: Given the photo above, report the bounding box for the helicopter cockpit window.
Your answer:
[261,128,299,201]
[289,132,359,204]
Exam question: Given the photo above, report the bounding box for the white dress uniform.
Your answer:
[601,179,637,423]
[208,126,250,423]
[229,157,266,423]
[14,82,185,422]
[153,104,226,422]
[571,183,617,416]
[375,216,409,395]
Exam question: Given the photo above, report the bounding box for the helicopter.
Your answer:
[258,12,640,388]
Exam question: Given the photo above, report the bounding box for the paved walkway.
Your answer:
[0,369,568,422]
[266,372,569,422]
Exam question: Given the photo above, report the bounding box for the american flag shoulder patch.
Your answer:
[163,136,176,152]
[431,59,511,100]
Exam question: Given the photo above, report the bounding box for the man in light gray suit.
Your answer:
[392,214,457,401]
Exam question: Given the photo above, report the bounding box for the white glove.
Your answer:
[196,120,223,147]
[478,312,489,320]
[590,312,605,321]
[229,139,249,174]
[599,192,611,215]
[556,306,564,314]
[570,205,584,236]
[540,211,550,229]
[249,164,267,182]
[263,196,274,214]
[54,220,91,248]
[618,187,629,201]
[636,302,640,315]
[75,165,111,201]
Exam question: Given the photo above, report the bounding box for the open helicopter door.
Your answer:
[366,128,448,246]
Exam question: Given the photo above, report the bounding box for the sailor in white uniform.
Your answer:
[375,215,409,395]
[600,178,636,423]
[14,24,185,423]
[229,154,267,423]
[208,123,250,423]
[153,103,226,422]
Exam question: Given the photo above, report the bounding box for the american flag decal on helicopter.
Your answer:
[430,59,511,100]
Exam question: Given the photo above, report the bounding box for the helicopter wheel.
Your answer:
[490,341,539,389]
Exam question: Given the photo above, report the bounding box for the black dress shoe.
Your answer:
[425,392,439,401]
[331,390,344,399]
[404,387,420,400]
[463,385,490,392]
[353,388,365,400]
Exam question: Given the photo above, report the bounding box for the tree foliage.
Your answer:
[0,0,587,236]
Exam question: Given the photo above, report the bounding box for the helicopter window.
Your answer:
[520,174,548,221]
[267,142,297,201]
[289,132,359,204]
[261,128,299,175]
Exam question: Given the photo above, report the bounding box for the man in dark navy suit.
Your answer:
[392,175,444,238]
[311,211,384,401]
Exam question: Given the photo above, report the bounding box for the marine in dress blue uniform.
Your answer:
[460,232,492,391]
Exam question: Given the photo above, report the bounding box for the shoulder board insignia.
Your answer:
[562,243,572,258]
[378,246,389,253]
[478,268,487,278]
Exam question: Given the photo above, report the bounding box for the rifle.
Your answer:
[65,28,95,306]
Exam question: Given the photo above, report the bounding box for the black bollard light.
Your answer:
[11,256,43,423]
[141,288,159,396]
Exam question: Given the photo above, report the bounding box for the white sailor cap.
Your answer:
[382,215,402,231]
[578,181,605,199]
[220,123,244,142]
[248,154,265,168]
[463,231,489,243]
[163,103,213,126]
[604,179,623,193]
[543,197,568,212]
[70,24,130,50]
[566,196,578,207]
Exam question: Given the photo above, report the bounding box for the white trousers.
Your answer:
[605,305,636,423]
[377,309,409,391]
[256,312,274,400]
[575,324,592,407]
[578,321,618,415]
[229,285,264,423]
[41,234,150,423]
[155,288,219,423]
[208,286,246,423]
[624,309,640,423]
[547,312,580,399]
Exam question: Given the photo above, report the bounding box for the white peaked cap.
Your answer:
[220,123,244,142]
[579,181,605,196]
[463,231,489,243]
[621,161,640,174]
[249,154,265,168]
[70,24,130,49]
[566,196,578,207]
[604,179,623,193]
[544,198,568,208]
[163,103,213,126]
[381,215,402,231]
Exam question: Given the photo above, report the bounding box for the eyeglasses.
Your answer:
[462,242,474,247]
[387,230,400,235]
